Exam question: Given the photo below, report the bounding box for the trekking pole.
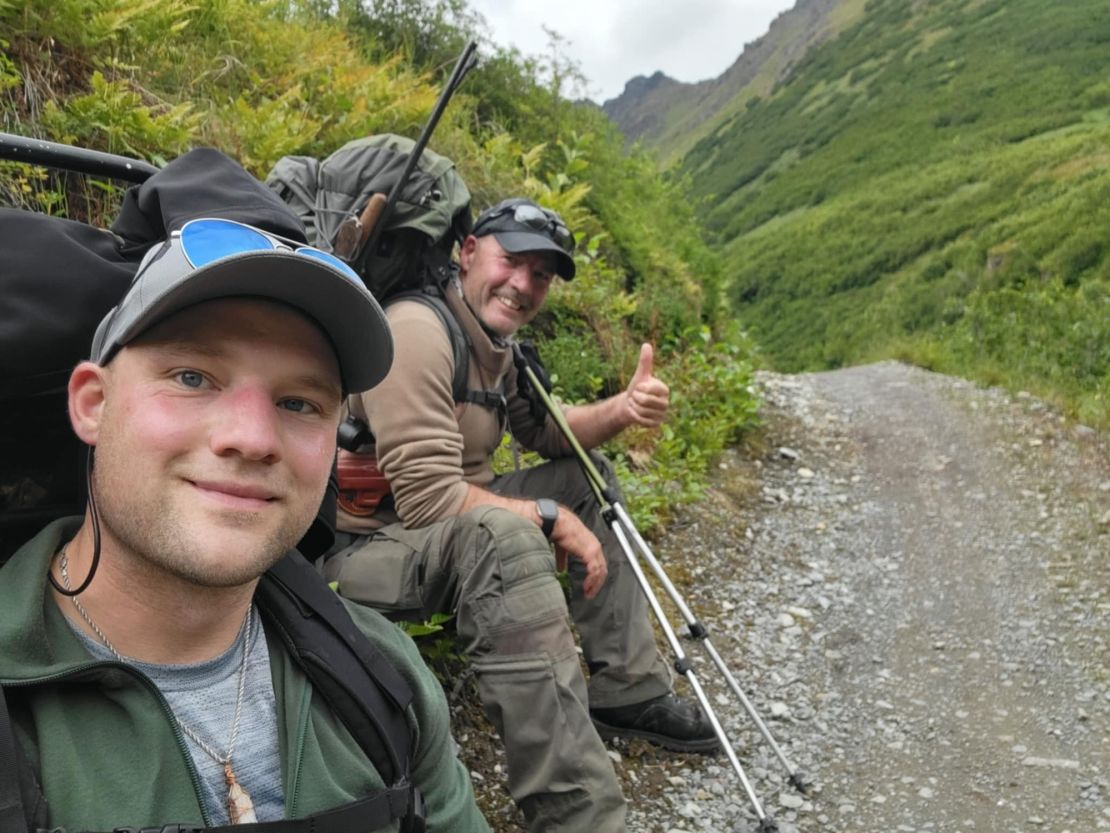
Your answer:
[607,521,778,832]
[609,498,811,794]
[530,355,810,793]
[358,39,478,261]
[512,352,790,833]
[0,133,158,182]
[514,349,811,791]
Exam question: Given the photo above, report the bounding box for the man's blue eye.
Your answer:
[280,399,316,414]
[180,371,205,388]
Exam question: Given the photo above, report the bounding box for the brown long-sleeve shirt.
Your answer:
[337,280,569,534]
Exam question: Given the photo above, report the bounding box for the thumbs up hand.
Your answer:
[623,343,669,428]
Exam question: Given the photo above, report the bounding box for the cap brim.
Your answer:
[491,230,576,279]
[102,247,392,392]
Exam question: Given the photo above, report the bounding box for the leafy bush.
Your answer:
[611,324,761,531]
[39,71,196,159]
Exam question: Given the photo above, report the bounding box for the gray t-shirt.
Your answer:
[70,606,284,825]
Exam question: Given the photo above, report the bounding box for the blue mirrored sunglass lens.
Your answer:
[296,246,363,282]
[181,220,274,268]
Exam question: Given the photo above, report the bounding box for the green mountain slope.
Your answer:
[682,0,1110,424]
[603,0,868,165]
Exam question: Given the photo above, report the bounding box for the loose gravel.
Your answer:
[459,361,1109,832]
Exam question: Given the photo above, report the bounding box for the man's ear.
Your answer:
[68,361,108,446]
[458,234,478,273]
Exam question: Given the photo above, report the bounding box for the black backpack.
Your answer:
[0,148,336,562]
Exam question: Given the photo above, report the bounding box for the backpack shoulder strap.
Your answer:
[255,555,425,832]
[385,289,472,405]
[386,285,508,419]
[0,686,29,833]
[256,554,414,785]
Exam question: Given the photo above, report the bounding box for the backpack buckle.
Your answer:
[400,785,427,833]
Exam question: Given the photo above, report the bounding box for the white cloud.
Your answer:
[468,0,796,102]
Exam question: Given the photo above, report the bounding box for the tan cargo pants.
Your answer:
[323,455,671,833]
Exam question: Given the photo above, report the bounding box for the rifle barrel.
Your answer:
[0,132,159,183]
[363,40,479,258]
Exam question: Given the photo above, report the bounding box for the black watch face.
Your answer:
[537,499,558,537]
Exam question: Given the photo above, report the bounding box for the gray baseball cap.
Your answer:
[90,221,393,393]
[472,198,576,279]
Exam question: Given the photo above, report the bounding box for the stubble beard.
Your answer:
[481,290,533,338]
[91,445,314,589]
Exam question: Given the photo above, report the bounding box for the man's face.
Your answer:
[458,235,556,337]
[82,298,342,587]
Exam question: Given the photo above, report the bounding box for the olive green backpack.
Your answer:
[265,134,472,300]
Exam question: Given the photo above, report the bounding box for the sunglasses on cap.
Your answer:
[179,217,363,282]
[472,202,576,254]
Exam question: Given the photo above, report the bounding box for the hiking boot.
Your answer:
[590,693,720,753]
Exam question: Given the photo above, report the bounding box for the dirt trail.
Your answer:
[464,361,1109,832]
[816,363,1108,827]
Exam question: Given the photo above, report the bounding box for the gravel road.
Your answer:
[463,360,1109,832]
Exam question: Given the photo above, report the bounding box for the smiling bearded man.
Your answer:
[324,197,719,833]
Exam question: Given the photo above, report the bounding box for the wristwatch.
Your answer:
[535,498,559,540]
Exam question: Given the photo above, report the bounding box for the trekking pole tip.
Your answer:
[788,770,812,794]
[756,816,779,833]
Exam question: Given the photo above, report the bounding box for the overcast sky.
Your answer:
[467,0,798,104]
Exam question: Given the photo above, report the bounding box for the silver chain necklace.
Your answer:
[58,546,259,824]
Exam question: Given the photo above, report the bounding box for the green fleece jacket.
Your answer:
[0,518,490,832]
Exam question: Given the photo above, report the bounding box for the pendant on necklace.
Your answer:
[225,762,258,824]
